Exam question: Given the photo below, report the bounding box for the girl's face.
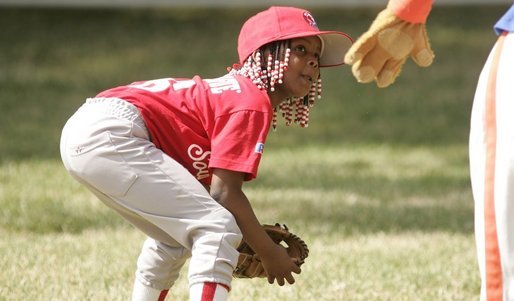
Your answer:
[269,36,322,106]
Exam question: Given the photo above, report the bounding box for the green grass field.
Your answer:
[0,4,509,300]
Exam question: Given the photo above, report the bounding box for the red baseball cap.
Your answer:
[237,6,353,67]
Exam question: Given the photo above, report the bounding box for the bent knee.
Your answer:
[192,208,242,245]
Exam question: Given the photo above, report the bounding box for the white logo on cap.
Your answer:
[303,12,318,29]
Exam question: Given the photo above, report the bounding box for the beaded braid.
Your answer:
[229,40,323,129]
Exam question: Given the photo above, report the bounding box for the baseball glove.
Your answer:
[233,223,309,278]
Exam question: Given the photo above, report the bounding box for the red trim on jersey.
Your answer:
[483,33,506,301]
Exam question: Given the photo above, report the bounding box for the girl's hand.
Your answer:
[260,244,301,286]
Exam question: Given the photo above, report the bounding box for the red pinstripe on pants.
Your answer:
[483,32,507,301]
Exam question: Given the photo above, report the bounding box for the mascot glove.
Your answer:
[344,8,434,88]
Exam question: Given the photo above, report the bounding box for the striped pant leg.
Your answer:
[470,32,514,301]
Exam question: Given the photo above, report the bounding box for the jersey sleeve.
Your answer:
[494,4,514,35]
[209,110,271,181]
[387,0,433,24]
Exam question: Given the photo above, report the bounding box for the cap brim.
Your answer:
[317,31,353,67]
[240,30,353,67]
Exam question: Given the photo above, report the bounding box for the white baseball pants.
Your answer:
[470,32,514,301]
[60,98,242,294]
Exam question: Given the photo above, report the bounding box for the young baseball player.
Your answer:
[345,1,514,300]
[60,6,352,301]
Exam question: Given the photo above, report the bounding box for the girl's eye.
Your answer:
[294,45,306,53]
[293,45,320,61]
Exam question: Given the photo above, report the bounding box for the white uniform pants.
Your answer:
[470,32,514,301]
[60,98,242,291]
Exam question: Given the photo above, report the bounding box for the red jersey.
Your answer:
[97,74,273,185]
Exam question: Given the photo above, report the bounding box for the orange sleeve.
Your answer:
[387,0,433,24]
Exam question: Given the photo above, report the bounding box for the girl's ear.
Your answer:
[250,49,268,67]
[259,47,273,59]
[251,48,266,60]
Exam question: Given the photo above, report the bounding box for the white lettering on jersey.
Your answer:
[128,76,240,95]
[187,144,211,180]
[205,76,241,94]
[128,78,173,92]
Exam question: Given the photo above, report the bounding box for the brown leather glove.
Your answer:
[344,8,434,88]
[233,224,309,279]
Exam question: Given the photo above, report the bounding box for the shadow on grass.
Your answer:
[281,199,474,236]
[1,196,128,234]
[3,194,473,236]
[3,173,474,236]
[252,174,474,235]
[2,145,473,235]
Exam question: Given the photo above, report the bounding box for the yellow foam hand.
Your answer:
[344,9,434,88]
